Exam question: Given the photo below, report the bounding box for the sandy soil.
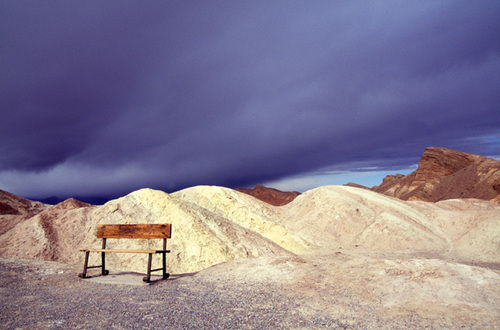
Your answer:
[1,249,499,329]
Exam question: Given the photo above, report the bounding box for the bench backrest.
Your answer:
[97,224,171,239]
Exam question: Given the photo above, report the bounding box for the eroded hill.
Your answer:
[1,185,498,273]
[372,147,500,202]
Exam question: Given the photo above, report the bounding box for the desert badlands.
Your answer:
[0,147,499,328]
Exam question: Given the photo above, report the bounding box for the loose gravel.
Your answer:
[0,260,351,329]
[0,257,483,329]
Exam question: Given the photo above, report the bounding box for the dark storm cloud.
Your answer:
[1,1,499,198]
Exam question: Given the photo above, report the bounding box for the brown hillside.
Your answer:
[0,189,46,216]
[236,184,300,206]
[52,198,92,210]
[0,189,47,236]
[372,147,500,202]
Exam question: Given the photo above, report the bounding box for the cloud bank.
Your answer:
[1,1,499,199]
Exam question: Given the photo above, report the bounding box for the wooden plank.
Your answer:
[97,224,171,239]
[82,248,170,254]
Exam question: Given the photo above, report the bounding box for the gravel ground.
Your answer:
[0,257,486,329]
[0,259,354,329]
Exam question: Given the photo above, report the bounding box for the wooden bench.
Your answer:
[78,223,171,283]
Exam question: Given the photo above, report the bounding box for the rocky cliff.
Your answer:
[372,147,500,202]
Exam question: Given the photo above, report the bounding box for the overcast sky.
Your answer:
[1,1,499,201]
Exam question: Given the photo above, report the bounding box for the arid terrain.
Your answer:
[371,147,500,203]
[1,148,499,328]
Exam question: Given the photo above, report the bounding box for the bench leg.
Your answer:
[78,251,90,278]
[143,253,153,283]
[162,252,169,279]
[101,252,109,276]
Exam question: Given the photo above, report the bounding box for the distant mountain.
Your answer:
[51,198,92,210]
[236,184,301,206]
[36,196,65,205]
[371,147,500,203]
[33,195,109,205]
[344,182,370,190]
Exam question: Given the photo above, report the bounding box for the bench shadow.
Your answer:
[148,271,199,285]
[80,270,198,285]
[164,272,198,280]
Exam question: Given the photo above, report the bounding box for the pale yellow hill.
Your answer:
[172,186,311,253]
[174,185,500,263]
[0,188,292,273]
[280,186,500,263]
[1,185,498,274]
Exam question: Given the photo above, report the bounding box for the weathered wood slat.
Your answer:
[97,224,171,239]
[80,248,170,254]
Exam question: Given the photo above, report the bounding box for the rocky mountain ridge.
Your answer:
[371,147,500,202]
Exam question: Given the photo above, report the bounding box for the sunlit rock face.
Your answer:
[372,147,500,202]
